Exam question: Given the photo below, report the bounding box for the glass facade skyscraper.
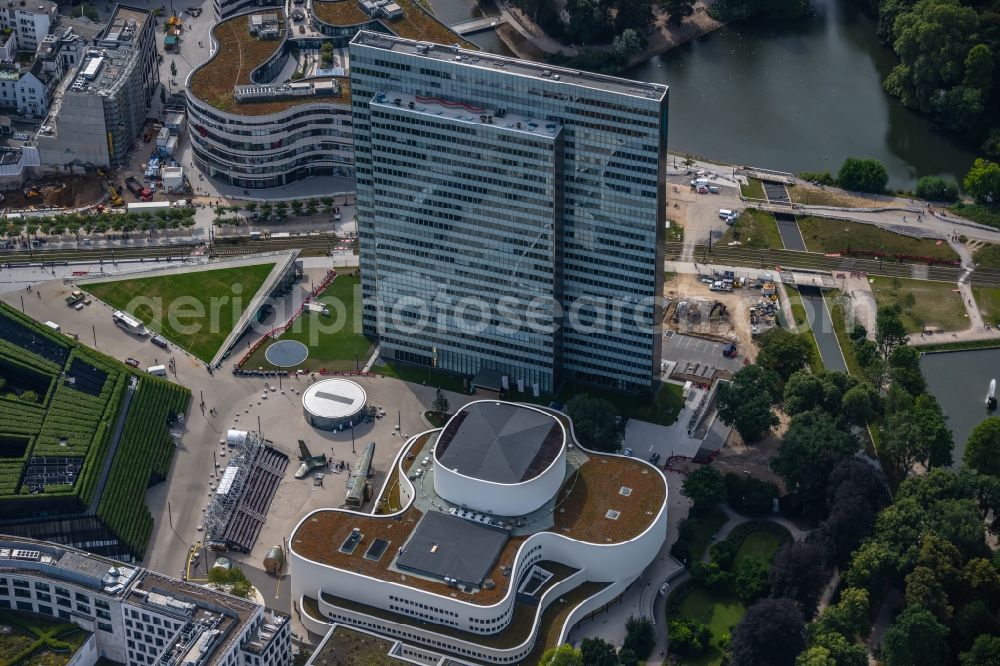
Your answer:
[350,32,667,393]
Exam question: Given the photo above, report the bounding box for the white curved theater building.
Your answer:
[290,400,668,664]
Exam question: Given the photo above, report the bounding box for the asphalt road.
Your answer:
[799,286,848,372]
[775,213,806,251]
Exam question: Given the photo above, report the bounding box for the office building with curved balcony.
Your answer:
[289,400,669,664]
[186,0,470,189]
[185,9,355,189]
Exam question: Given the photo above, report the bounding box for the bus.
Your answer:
[112,310,148,336]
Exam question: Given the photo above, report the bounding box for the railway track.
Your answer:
[1,233,353,266]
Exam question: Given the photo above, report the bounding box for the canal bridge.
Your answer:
[449,14,506,35]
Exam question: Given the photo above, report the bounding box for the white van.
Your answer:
[147,365,168,377]
[691,178,710,187]
[43,321,60,332]
[719,209,735,220]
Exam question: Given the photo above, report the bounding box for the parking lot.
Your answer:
[661,331,745,376]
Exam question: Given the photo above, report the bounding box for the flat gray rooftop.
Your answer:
[395,511,508,587]
[435,402,562,484]
[351,31,667,100]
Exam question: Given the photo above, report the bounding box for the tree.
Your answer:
[964,158,1000,204]
[756,329,815,380]
[883,0,982,128]
[579,637,617,666]
[883,393,953,477]
[783,370,855,416]
[837,157,889,193]
[432,390,449,414]
[320,42,334,67]
[668,618,711,656]
[682,465,726,511]
[717,365,781,442]
[616,648,638,666]
[623,616,656,659]
[961,635,1000,666]
[875,305,908,362]
[814,587,870,639]
[768,542,828,614]
[730,597,806,666]
[564,395,621,452]
[772,410,858,516]
[612,29,644,59]
[726,472,779,515]
[735,555,770,604]
[662,0,695,24]
[841,383,883,426]
[796,647,836,666]
[965,417,1000,476]
[915,175,960,201]
[540,644,583,666]
[881,606,949,666]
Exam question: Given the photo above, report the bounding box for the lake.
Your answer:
[430,0,980,190]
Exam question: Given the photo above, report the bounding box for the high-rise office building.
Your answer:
[350,32,667,393]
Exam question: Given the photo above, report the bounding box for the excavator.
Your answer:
[294,440,327,479]
[107,183,124,206]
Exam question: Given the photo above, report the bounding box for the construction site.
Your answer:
[661,270,784,385]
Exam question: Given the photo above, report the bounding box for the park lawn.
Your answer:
[678,587,746,666]
[787,184,874,208]
[377,361,468,394]
[83,264,274,361]
[973,244,1000,269]
[797,217,959,262]
[740,178,765,200]
[242,275,371,372]
[734,530,780,567]
[871,277,968,333]
[972,287,1000,325]
[719,210,782,249]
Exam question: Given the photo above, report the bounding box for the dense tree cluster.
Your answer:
[871,0,1000,154]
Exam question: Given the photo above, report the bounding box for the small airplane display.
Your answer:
[295,439,328,479]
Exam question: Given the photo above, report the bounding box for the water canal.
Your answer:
[920,349,1000,464]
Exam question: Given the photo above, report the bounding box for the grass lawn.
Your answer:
[719,210,782,249]
[797,217,958,262]
[83,264,274,362]
[376,361,469,393]
[870,276,968,333]
[951,203,1000,230]
[686,506,729,562]
[677,587,746,666]
[734,530,780,567]
[973,286,1000,325]
[973,244,1000,269]
[556,380,685,426]
[787,184,875,208]
[824,292,865,377]
[740,178,765,200]
[241,275,371,372]
[781,287,823,374]
[0,612,90,666]
[318,627,405,665]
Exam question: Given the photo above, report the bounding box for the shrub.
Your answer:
[915,175,959,202]
[725,472,780,515]
[838,157,889,194]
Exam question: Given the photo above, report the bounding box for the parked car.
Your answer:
[151,335,168,349]
[125,358,140,368]
[622,447,633,457]
[723,343,738,358]
[649,452,660,465]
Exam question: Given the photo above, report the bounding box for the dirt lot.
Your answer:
[664,272,778,363]
[2,175,104,210]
